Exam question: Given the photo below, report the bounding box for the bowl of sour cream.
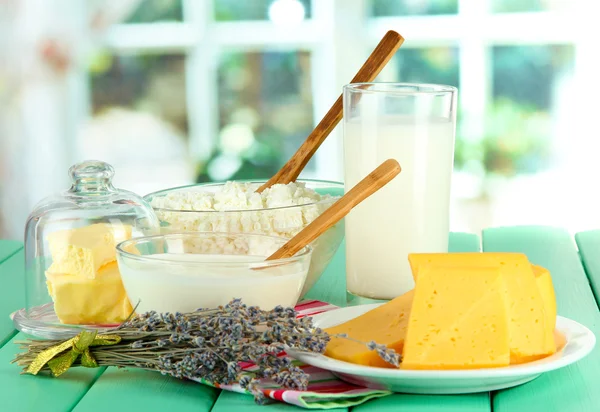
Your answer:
[116,232,312,313]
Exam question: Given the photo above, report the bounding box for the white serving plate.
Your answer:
[287,304,596,394]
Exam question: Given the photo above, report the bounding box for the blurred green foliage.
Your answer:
[214,0,312,21]
[396,47,459,88]
[371,0,458,16]
[125,0,183,23]
[454,99,552,176]
[89,53,188,134]
[197,51,313,182]
[491,0,546,13]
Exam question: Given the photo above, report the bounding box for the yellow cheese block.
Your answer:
[532,264,557,330]
[324,290,413,368]
[46,262,133,325]
[402,266,510,370]
[408,253,556,363]
[410,254,557,332]
[47,223,132,279]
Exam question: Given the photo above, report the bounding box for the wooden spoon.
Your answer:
[255,30,404,193]
[265,159,401,261]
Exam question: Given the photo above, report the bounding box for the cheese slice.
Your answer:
[410,254,557,333]
[408,252,528,281]
[408,253,555,363]
[47,223,132,279]
[532,264,557,330]
[46,262,133,325]
[402,266,510,370]
[324,290,413,368]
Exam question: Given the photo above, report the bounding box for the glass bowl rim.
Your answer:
[116,231,313,267]
[143,179,344,213]
[344,82,457,95]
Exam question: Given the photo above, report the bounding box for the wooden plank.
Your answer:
[0,242,99,411]
[448,232,481,252]
[353,393,491,412]
[483,226,600,412]
[0,333,104,411]
[0,250,25,347]
[211,390,348,412]
[0,240,22,264]
[73,368,220,412]
[212,232,490,412]
[575,230,600,303]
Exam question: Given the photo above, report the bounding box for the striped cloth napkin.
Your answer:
[194,300,391,409]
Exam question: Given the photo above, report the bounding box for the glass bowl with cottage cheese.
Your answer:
[143,180,345,297]
[116,232,313,312]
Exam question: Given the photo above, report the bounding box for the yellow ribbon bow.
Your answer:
[26,330,121,377]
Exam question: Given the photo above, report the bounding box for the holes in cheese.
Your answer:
[402,266,510,370]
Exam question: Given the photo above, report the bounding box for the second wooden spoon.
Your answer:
[265,158,401,261]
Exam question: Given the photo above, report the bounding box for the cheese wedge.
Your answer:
[408,253,555,363]
[47,223,132,279]
[410,254,557,333]
[324,290,413,368]
[46,262,133,325]
[402,266,510,370]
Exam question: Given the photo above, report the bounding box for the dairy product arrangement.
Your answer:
[324,252,558,370]
[11,29,598,408]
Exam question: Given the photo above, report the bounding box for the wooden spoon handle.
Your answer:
[266,159,401,261]
[256,31,404,193]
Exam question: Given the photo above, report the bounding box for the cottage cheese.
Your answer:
[148,181,344,296]
[149,181,337,239]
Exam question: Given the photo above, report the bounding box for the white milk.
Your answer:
[344,115,455,299]
[117,253,309,313]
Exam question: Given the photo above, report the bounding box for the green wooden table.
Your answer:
[1,226,599,411]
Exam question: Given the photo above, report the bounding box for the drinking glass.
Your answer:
[343,83,457,303]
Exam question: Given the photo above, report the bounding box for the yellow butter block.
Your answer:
[324,290,413,368]
[47,223,132,279]
[402,265,510,370]
[407,253,556,364]
[46,262,133,325]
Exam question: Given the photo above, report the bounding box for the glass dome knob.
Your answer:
[68,160,116,193]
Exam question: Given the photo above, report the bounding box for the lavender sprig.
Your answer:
[12,299,400,405]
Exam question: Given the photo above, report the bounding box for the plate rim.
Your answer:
[288,304,596,379]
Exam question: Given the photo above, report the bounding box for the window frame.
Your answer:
[73,0,592,184]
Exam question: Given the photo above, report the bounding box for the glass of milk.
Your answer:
[343,83,457,303]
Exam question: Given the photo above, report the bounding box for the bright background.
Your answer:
[1,0,598,240]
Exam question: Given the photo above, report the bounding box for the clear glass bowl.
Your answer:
[116,232,312,313]
[143,180,345,297]
[13,160,161,339]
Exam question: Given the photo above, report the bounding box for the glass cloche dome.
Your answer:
[13,160,160,339]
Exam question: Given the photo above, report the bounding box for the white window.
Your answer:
[1,0,598,239]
